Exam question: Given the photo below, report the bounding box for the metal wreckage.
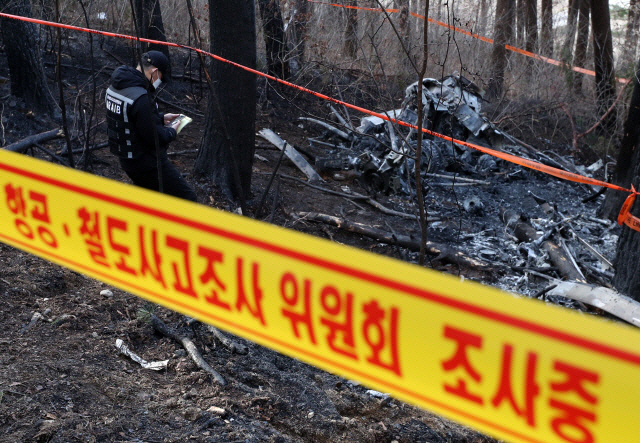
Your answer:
[308,74,506,195]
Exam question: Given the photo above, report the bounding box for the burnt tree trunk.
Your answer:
[622,0,640,71]
[194,0,256,202]
[2,129,64,152]
[562,0,580,61]
[486,0,515,101]
[525,0,538,54]
[591,0,617,133]
[0,0,57,114]
[344,0,358,58]
[293,0,309,66]
[573,0,590,94]
[257,0,290,79]
[599,59,640,221]
[516,0,526,47]
[614,196,640,299]
[612,74,640,298]
[540,0,553,56]
[133,0,170,59]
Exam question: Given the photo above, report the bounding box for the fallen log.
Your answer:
[295,212,502,272]
[547,281,640,328]
[500,208,586,282]
[2,128,65,153]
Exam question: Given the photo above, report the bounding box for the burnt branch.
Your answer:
[295,212,502,272]
[2,128,65,153]
[147,313,225,385]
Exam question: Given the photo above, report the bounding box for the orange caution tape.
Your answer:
[617,185,640,232]
[411,11,494,44]
[1,11,638,232]
[308,0,629,84]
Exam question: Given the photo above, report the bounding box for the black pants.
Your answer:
[121,157,198,202]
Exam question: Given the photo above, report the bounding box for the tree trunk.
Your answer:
[525,0,538,54]
[621,0,640,72]
[573,0,590,94]
[540,0,553,56]
[0,0,57,114]
[293,0,309,66]
[612,67,640,298]
[344,0,358,58]
[590,0,617,133]
[562,0,580,61]
[516,0,526,47]
[486,0,515,101]
[194,0,257,202]
[599,59,640,220]
[479,0,491,34]
[133,0,170,59]
[396,0,412,70]
[397,0,410,48]
[257,0,290,80]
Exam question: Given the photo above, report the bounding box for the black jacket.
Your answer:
[108,66,177,171]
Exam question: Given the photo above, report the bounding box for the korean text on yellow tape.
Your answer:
[2,149,640,443]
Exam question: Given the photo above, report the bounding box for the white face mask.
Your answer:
[151,69,162,89]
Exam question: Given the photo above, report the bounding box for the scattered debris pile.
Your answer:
[255,73,637,328]
[305,74,507,194]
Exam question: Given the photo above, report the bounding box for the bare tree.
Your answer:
[396,0,411,58]
[621,0,640,71]
[540,0,553,56]
[133,0,169,59]
[525,0,538,54]
[590,0,617,133]
[0,0,57,114]
[573,0,590,94]
[486,0,515,101]
[562,0,580,61]
[516,0,526,47]
[194,0,257,204]
[344,0,358,58]
[293,0,309,66]
[257,0,290,79]
[479,0,491,34]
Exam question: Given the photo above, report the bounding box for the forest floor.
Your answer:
[0,42,625,443]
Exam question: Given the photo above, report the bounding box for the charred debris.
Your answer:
[259,73,635,327]
[308,74,504,195]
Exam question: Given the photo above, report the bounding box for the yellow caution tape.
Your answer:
[2,148,640,443]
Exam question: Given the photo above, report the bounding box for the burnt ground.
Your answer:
[0,41,625,443]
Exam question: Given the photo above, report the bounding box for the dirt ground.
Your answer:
[0,38,623,443]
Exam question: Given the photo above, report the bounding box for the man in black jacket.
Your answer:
[105,51,197,202]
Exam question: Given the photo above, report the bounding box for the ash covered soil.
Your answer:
[0,45,624,443]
